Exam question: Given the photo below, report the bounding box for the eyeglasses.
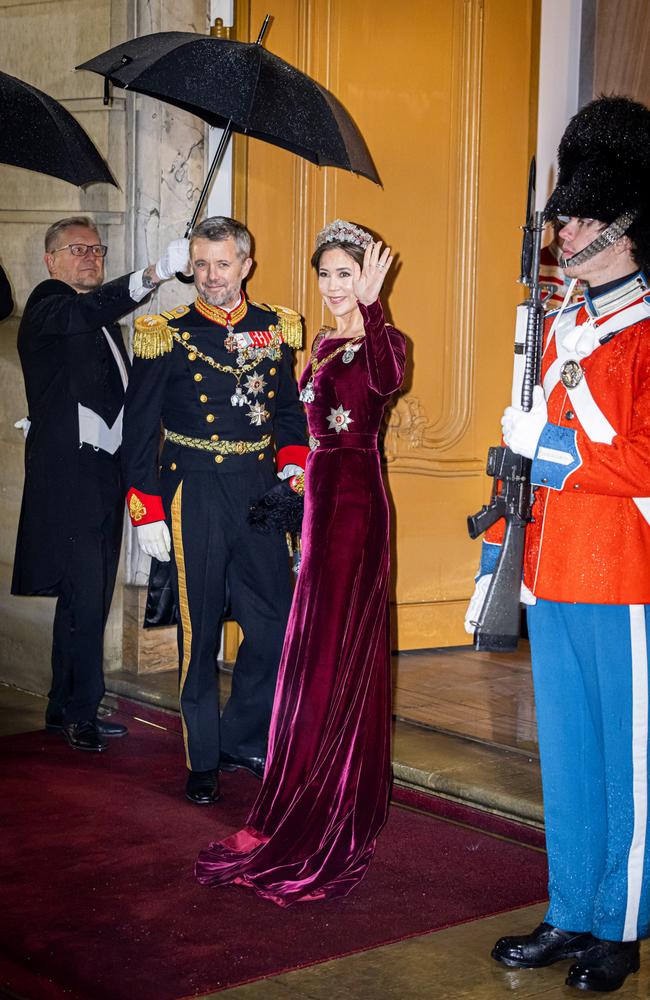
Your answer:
[50,243,108,257]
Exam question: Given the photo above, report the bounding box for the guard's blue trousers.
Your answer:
[527,600,650,941]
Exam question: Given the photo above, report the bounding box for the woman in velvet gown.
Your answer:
[195,221,406,906]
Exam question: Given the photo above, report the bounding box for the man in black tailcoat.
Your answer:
[122,216,308,805]
[0,262,13,320]
[12,215,190,752]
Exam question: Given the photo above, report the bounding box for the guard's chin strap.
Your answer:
[559,210,637,269]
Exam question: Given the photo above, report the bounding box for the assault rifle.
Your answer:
[466,159,546,651]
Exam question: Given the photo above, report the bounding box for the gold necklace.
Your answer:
[173,330,283,408]
[299,331,364,404]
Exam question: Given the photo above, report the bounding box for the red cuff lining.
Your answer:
[126,488,166,526]
[277,444,309,471]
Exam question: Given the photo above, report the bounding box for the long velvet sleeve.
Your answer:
[359,299,406,396]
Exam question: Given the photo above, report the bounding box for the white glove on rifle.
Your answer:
[501,385,547,460]
[464,574,492,635]
[155,238,191,280]
[465,574,536,635]
[136,521,171,562]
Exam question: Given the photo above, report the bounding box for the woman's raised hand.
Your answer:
[353,240,393,306]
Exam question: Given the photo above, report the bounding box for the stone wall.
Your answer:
[0,0,207,695]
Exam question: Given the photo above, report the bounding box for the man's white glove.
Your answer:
[465,575,537,635]
[155,238,191,280]
[277,464,303,481]
[501,385,547,460]
[136,521,171,562]
[465,574,492,635]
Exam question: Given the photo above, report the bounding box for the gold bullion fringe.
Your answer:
[271,303,303,349]
[133,314,175,358]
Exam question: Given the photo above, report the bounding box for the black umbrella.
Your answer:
[0,70,116,187]
[77,17,379,233]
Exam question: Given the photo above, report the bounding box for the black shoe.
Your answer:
[219,751,265,780]
[62,720,108,753]
[185,769,220,805]
[95,718,128,737]
[46,714,128,737]
[492,922,595,968]
[566,939,640,992]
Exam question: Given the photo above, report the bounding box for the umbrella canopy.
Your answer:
[77,31,379,183]
[0,70,116,187]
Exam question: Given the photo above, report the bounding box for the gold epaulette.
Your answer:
[133,314,175,359]
[161,304,191,321]
[251,301,303,349]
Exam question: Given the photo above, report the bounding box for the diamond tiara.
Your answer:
[315,219,373,250]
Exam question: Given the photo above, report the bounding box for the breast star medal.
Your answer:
[244,371,267,396]
[560,359,584,388]
[327,404,353,433]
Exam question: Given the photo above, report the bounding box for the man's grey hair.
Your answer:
[45,216,100,253]
[189,216,251,259]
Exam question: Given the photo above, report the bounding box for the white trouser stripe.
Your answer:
[623,605,649,940]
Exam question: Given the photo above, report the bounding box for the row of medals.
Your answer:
[224,322,282,427]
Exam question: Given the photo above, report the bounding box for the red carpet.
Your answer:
[0,715,547,1000]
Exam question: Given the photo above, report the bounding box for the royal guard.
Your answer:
[468,96,650,992]
[122,216,308,805]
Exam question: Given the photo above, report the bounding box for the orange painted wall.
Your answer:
[233,0,539,649]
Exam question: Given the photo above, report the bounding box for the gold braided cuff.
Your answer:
[165,430,271,456]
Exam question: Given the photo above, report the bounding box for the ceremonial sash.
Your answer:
[543,298,650,524]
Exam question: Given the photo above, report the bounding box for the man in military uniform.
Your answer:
[12,214,190,753]
[122,216,308,805]
[468,98,650,993]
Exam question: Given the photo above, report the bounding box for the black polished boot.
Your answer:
[566,939,640,992]
[185,769,220,805]
[492,922,595,968]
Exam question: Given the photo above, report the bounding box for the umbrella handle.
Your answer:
[174,119,235,283]
[174,17,271,282]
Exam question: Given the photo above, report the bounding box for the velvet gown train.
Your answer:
[195,299,406,906]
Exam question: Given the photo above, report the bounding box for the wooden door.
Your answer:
[233,0,539,649]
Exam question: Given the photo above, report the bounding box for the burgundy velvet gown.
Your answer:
[195,299,406,906]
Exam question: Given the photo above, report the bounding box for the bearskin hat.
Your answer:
[544,95,650,273]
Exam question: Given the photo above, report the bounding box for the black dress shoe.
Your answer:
[46,714,128,737]
[62,720,108,753]
[95,718,128,737]
[185,769,220,805]
[566,939,640,992]
[492,922,595,968]
[219,751,266,780]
